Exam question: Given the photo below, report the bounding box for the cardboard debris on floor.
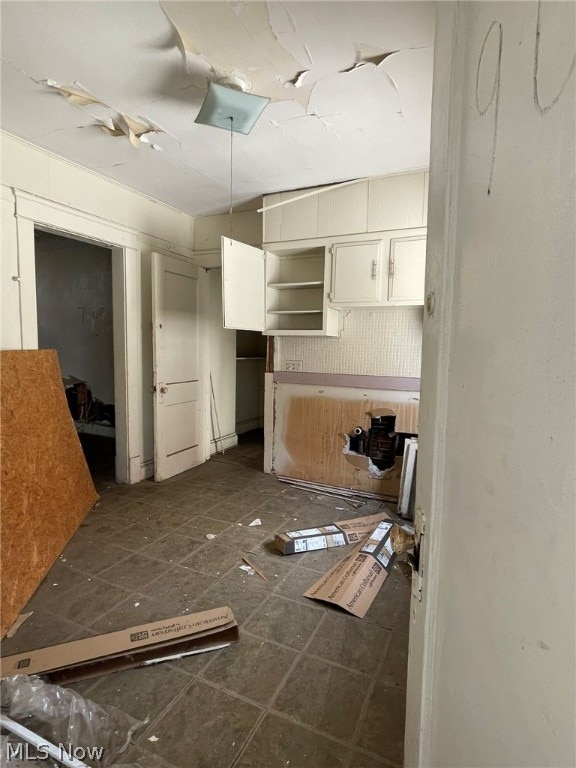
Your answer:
[304,520,409,618]
[274,511,390,555]
[0,607,238,685]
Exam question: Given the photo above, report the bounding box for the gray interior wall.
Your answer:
[236,331,266,434]
[35,231,115,404]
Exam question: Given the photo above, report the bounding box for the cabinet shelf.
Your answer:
[222,236,339,337]
[267,309,323,315]
[267,280,324,290]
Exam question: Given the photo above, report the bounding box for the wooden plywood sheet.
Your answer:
[274,395,419,496]
[1,350,98,638]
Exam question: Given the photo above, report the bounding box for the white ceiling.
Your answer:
[0,1,435,216]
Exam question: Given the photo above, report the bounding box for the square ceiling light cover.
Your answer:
[195,82,270,135]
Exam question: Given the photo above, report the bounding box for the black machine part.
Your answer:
[348,415,398,470]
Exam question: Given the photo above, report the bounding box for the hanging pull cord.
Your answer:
[228,115,234,239]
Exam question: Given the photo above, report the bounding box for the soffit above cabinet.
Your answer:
[263,171,428,243]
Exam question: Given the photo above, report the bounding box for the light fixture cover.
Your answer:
[195,82,270,135]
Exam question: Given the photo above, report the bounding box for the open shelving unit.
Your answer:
[264,245,337,334]
[221,236,340,337]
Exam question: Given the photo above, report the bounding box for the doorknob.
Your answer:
[160,386,168,395]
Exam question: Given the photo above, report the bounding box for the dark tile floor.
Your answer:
[1,432,411,768]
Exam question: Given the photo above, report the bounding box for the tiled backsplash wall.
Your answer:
[275,306,423,377]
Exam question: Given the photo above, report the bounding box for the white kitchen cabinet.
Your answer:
[387,232,427,304]
[328,228,427,307]
[329,238,384,304]
[221,237,340,337]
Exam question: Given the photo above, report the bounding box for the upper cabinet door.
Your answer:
[330,239,384,304]
[221,237,265,331]
[388,234,427,304]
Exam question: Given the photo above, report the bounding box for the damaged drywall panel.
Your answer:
[272,383,419,495]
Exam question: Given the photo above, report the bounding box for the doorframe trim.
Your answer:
[14,190,142,485]
[405,4,465,766]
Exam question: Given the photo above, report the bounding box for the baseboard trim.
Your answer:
[140,459,154,481]
[210,432,238,454]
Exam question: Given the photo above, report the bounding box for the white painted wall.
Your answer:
[35,231,115,403]
[1,132,196,477]
[407,3,575,766]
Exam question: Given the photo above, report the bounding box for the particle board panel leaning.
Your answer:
[0,350,98,638]
[272,384,419,496]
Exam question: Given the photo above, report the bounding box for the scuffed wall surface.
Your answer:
[273,386,419,494]
[276,307,422,376]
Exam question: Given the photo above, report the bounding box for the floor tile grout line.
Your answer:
[135,674,199,745]
[229,702,392,768]
[84,563,223,631]
[349,743,404,768]
[181,591,275,680]
[191,675,269,712]
[349,618,397,757]
[42,576,136,625]
[229,623,379,680]
[266,608,327,710]
[230,608,328,768]
[25,567,132,612]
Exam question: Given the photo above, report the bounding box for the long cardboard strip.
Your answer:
[0,607,238,684]
[274,511,389,555]
[304,521,399,618]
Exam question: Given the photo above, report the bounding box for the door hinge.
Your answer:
[329,245,334,257]
[409,506,426,602]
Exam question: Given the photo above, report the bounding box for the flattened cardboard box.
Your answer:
[0,607,238,685]
[304,520,399,618]
[275,511,389,555]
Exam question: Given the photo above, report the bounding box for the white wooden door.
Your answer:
[387,234,426,304]
[330,240,383,304]
[221,237,265,331]
[152,252,205,481]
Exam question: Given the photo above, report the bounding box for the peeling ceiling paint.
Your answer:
[0,1,435,216]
